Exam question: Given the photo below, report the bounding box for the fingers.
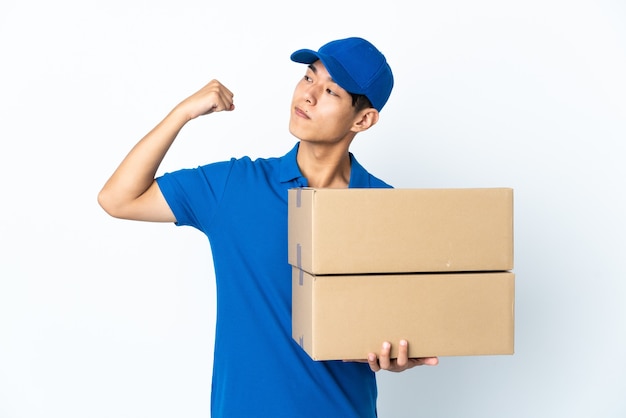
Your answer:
[367,352,381,372]
[367,341,393,372]
[396,339,408,368]
[418,356,439,366]
[202,80,235,114]
[379,341,392,369]
[181,79,235,119]
[368,340,439,373]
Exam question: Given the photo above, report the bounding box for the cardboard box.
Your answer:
[288,188,514,275]
[292,268,515,360]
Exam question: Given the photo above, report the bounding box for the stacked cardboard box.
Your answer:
[288,188,515,360]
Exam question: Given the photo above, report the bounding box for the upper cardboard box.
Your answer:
[288,188,513,275]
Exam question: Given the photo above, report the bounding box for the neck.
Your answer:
[296,141,352,188]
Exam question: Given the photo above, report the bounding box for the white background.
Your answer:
[1,0,625,417]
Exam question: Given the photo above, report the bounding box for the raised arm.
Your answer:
[97,79,235,222]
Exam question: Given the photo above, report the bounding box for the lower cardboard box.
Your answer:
[292,267,515,360]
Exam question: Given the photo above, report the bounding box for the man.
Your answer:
[98,37,438,417]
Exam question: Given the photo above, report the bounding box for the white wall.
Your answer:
[1,1,625,417]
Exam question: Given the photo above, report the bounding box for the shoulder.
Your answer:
[349,153,394,189]
[368,173,393,189]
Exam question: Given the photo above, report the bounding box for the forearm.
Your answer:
[97,106,189,217]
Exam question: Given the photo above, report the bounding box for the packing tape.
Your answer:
[297,243,302,269]
[297,244,304,285]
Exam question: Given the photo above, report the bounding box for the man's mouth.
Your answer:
[294,107,310,119]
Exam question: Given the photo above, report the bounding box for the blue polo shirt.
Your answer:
[156,142,392,417]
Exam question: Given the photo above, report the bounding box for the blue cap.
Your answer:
[290,37,394,111]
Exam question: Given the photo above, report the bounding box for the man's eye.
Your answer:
[303,75,312,82]
[326,88,337,96]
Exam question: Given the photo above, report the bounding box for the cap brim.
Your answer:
[290,49,321,64]
[290,49,363,95]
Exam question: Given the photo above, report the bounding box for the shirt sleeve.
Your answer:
[156,159,235,231]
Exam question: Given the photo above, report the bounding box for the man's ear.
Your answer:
[352,108,380,133]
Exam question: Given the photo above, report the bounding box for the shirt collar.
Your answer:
[347,153,372,188]
[279,141,372,188]
[279,142,307,186]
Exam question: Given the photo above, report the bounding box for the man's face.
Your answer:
[289,60,359,145]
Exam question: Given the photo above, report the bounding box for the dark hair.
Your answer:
[350,93,373,112]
